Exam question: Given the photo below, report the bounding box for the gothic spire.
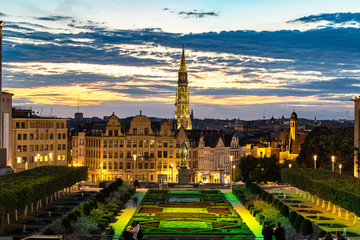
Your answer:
[179,44,187,73]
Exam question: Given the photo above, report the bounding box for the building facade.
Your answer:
[351,96,360,177]
[71,113,199,183]
[11,108,68,172]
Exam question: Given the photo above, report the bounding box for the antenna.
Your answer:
[50,108,53,116]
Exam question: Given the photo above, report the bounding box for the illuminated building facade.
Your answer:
[175,46,192,130]
[351,96,360,177]
[11,108,68,172]
[71,113,199,182]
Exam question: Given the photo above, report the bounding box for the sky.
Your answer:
[1,0,360,120]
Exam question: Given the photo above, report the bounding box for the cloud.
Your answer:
[35,15,73,21]
[289,12,360,24]
[0,12,7,17]
[163,8,219,19]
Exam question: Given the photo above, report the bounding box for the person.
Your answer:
[105,226,114,240]
[133,196,138,208]
[335,231,346,240]
[136,221,143,240]
[274,222,285,240]
[324,232,334,240]
[262,222,273,240]
[124,221,140,240]
[318,231,327,239]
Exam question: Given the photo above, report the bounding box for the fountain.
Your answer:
[344,227,347,236]
[23,224,27,233]
[283,192,286,199]
[299,204,301,208]
[317,213,320,219]
[81,192,84,197]
[48,211,52,217]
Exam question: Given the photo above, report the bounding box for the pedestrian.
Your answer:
[133,196,138,208]
[335,231,346,240]
[274,222,285,240]
[262,221,273,240]
[124,221,140,240]
[136,221,143,240]
[105,226,114,240]
[324,232,334,240]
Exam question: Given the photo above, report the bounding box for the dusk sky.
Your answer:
[1,0,360,120]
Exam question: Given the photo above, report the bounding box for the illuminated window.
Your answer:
[133,140,137,147]
[17,157,21,163]
[158,140,162,147]
[45,156,48,161]
[62,155,65,160]
[150,140,155,147]
[57,155,61,160]
[40,156,43,162]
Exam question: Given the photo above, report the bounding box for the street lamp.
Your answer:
[100,163,103,181]
[170,163,174,182]
[289,163,292,168]
[331,156,335,172]
[49,153,53,166]
[230,155,233,191]
[313,155,317,169]
[339,163,342,174]
[133,154,137,182]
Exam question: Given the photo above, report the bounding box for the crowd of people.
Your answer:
[262,222,347,240]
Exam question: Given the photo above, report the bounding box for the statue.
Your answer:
[179,141,188,167]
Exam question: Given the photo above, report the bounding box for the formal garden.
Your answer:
[123,189,254,240]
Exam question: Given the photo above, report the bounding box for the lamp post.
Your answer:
[100,163,103,181]
[170,163,174,182]
[230,155,233,191]
[339,163,342,174]
[313,155,317,169]
[289,163,292,168]
[331,156,335,172]
[133,154,137,182]
[49,153,53,166]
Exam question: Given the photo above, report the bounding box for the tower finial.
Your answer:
[179,45,187,73]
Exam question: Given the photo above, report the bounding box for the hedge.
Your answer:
[0,166,87,213]
[282,168,360,216]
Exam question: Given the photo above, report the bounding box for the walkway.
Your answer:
[110,188,147,239]
[221,190,263,240]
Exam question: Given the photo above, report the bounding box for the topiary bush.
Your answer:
[260,191,268,201]
[272,198,279,207]
[294,215,304,232]
[74,210,81,217]
[276,201,284,210]
[280,205,289,217]
[95,192,106,203]
[300,219,313,236]
[289,211,298,225]
[265,194,273,204]
[245,179,252,188]
[61,217,72,232]
[67,212,78,222]
[116,178,123,186]
[89,200,96,210]
[82,202,91,216]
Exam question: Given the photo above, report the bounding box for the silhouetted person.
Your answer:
[335,231,346,240]
[274,222,285,240]
[133,196,138,208]
[324,232,334,240]
[262,222,273,240]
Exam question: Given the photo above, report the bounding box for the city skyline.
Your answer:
[1,1,360,120]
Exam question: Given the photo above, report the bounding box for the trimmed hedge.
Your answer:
[294,215,304,232]
[282,168,360,216]
[280,205,289,217]
[300,219,313,235]
[289,211,298,225]
[0,166,87,213]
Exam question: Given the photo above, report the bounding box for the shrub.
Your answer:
[300,219,313,235]
[265,194,273,204]
[254,185,261,194]
[43,228,55,235]
[289,211,298,225]
[82,202,91,216]
[260,191,268,201]
[95,192,106,203]
[89,200,96,210]
[294,215,304,232]
[280,205,289,217]
[72,216,99,234]
[245,179,252,188]
[67,212,78,222]
[101,188,110,197]
[272,198,279,207]
[61,217,72,232]
[276,201,284,210]
[74,210,81,217]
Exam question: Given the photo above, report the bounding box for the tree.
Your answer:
[238,155,258,181]
[249,155,282,183]
[296,127,354,173]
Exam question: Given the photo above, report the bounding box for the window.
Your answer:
[150,140,155,147]
[17,145,21,152]
[127,151,131,158]
[158,151,162,158]
[144,162,148,169]
[145,128,149,135]
[119,140,124,147]
[132,140,137,147]
[21,122,25,128]
[169,150,174,158]
[163,162,167,169]
[30,145,34,151]
[23,145,27,152]
[108,130,113,136]
[45,145,48,151]
[58,133,61,139]
[150,151,154,158]
[35,145,39,151]
[16,122,20,128]
[30,134,34,140]
[109,151,113,158]
[119,161,124,169]
[139,140,143,147]
[127,162,131,169]
[58,144,61,150]
[108,161,112,169]
[50,144,53,150]
[17,157,21,163]
[158,140,162,147]
[150,162,154,169]
[62,133,66,139]
[103,140,107,147]
[127,140,131,147]
[163,141,168,147]
[50,133,53,139]
[61,123,65,128]
[103,151,107,158]
[163,151,168,158]
[40,145,44,151]
[103,162,107,169]
[144,140,149,147]
[114,140,118,147]
[109,140,113,147]
[17,134,21,140]
[144,151,149,157]
[114,130,118,136]
[114,151,118,158]
[139,128,143,135]
[114,161,118,169]
[120,151,124,158]
[138,163,142,169]
[133,128,137,135]
[62,144,66,150]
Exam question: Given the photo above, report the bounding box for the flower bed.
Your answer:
[125,189,255,239]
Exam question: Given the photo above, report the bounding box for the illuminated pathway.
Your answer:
[110,188,147,239]
[222,190,263,240]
